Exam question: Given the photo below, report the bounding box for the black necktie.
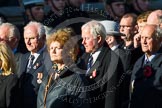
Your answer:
[27,55,35,72]
[86,55,93,75]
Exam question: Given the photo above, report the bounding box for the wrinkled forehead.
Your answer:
[141,25,156,36]
[24,27,38,38]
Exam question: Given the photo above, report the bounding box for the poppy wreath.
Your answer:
[143,65,153,78]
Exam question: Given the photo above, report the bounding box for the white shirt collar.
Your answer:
[30,45,46,64]
[144,54,156,64]
[91,47,102,65]
[111,45,119,51]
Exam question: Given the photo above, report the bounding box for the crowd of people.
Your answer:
[0,0,162,108]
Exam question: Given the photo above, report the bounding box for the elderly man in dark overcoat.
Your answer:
[78,20,124,108]
[130,24,162,108]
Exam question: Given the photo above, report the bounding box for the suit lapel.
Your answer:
[22,53,30,73]
[151,53,162,68]
[133,54,162,80]
[42,50,53,74]
[132,55,145,80]
[87,46,111,77]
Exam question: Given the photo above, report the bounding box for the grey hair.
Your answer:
[155,25,162,38]
[24,21,45,39]
[82,20,106,40]
[0,23,20,41]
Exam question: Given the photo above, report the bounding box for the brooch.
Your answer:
[37,72,43,84]
[90,69,97,79]
[143,65,153,78]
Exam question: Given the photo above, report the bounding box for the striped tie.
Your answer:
[86,55,93,75]
[27,55,35,72]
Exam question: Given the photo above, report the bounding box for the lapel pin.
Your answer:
[92,69,96,77]
[90,69,97,79]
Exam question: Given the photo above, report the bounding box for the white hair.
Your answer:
[24,21,45,39]
[0,23,20,41]
[155,25,162,38]
[82,20,107,40]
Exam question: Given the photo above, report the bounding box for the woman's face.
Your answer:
[49,41,63,63]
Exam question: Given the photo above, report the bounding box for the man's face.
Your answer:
[82,27,98,53]
[105,35,115,46]
[111,2,125,17]
[0,27,9,43]
[141,25,161,56]
[30,6,44,22]
[0,27,15,50]
[24,26,43,53]
[120,17,135,40]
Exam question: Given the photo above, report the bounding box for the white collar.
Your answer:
[30,45,46,64]
[91,47,102,65]
[144,54,156,64]
[111,45,119,51]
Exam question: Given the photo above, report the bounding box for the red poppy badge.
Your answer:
[90,69,97,79]
[143,65,152,78]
